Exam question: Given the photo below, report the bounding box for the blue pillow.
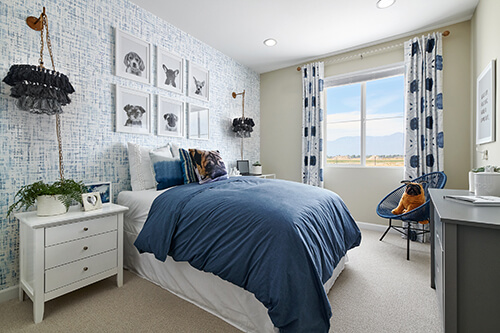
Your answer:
[179,148,198,184]
[149,152,184,190]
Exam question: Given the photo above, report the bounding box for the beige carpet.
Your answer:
[0,229,442,332]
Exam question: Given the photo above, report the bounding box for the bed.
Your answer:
[117,177,361,332]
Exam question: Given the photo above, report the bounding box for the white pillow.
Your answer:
[170,142,180,158]
[127,143,172,191]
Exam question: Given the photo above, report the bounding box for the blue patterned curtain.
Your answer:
[301,62,324,187]
[404,33,444,179]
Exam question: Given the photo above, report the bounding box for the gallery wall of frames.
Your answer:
[115,29,211,139]
[0,0,260,292]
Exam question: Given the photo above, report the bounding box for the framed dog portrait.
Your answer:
[86,181,112,204]
[116,86,151,135]
[115,28,151,84]
[82,192,103,211]
[188,62,209,101]
[188,104,209,140]
[157,47,183,94]
[158,96,184,137]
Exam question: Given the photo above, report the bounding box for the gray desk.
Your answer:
[429,189,500,333]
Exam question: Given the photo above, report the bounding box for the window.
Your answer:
[325,64,404,167]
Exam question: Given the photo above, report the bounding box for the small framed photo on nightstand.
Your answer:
[86,182,112,204]
[82,193,103,211]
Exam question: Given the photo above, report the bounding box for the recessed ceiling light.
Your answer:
[263,38,277,47]
[376,0,395,9]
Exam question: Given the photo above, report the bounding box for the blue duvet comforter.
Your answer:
[134,177,361,332]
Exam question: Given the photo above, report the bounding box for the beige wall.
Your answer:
[472,0,500,168]
[261,21,471,225]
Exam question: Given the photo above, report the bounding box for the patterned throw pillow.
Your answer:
[188,149,228,184]
[149,150,183,190]
[179,148,198,184]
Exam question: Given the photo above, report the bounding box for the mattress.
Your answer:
[117,189,346,332]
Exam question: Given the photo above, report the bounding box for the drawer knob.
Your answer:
[83,246,88,251]
[83,227,89,231]
[83,267,88,271]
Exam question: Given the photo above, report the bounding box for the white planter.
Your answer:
[37,195,67,216]
[474,172,500,196]
[251,165,262,175]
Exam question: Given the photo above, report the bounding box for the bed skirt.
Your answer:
[124,229,346,332]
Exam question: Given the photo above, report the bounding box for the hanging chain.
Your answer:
[42,14,56,70]
[55,114,65,180]
[39,25,44,67]
[38,11,64,180]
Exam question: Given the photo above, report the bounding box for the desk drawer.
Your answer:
[45,231,117,269]
[45,249,117,292]
[45,215,117,246]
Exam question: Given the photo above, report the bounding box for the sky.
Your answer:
[326,75,404,155]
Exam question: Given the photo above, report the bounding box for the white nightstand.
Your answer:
[256,173,276,179]
[15,203,128,323]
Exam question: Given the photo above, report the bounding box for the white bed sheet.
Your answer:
[117,189,346,333]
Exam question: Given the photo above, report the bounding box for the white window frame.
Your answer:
[324,62,405,168]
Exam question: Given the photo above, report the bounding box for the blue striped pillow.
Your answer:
[179,148,198,184]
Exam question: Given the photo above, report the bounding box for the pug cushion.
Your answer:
[188,149,228,184]
[392,182,428,224]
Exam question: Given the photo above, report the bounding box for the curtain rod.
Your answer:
[296,30,450,71]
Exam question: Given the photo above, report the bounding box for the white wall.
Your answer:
[261,21,472,225]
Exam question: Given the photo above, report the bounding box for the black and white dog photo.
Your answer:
[124,104,146,127]
[193,76,205,95]
[124,51,145,76]
[164,113,178,132]
[162,65,179,87]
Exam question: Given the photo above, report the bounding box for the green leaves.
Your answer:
[7,179,87,217]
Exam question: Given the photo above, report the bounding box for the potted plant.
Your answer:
[7,179,87,217]
[251,161,262,175]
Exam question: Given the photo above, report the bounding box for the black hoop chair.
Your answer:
[376,171,447,260]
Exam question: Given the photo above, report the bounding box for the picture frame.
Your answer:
[188,104,209,140]
[115,28,151,84]
[82,192,103,211]
[188,62,209,101]
[156,47,183,94]
[86,182,112,204]
[158,96,184,137]
[236,160,250,175]
[476,60,496,145]
[116,86,151,135]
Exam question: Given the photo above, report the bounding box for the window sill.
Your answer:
[326,165,404,169]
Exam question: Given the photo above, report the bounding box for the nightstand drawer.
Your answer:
[45,215,117,246]
[45,231,117,269]
[45,249,117,292]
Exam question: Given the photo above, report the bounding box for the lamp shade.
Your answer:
[3,64,75,115]
[232,116,255,137]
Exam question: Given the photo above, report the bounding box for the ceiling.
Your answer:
[130,0,479,74]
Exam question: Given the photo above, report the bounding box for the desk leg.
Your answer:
[430,203,436,289]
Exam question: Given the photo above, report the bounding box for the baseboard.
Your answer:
[356,221,398,234]
[0,285,18,304]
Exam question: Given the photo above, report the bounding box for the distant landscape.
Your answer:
[327,132,404,166]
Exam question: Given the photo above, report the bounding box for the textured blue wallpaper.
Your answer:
[0,0,260,291]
